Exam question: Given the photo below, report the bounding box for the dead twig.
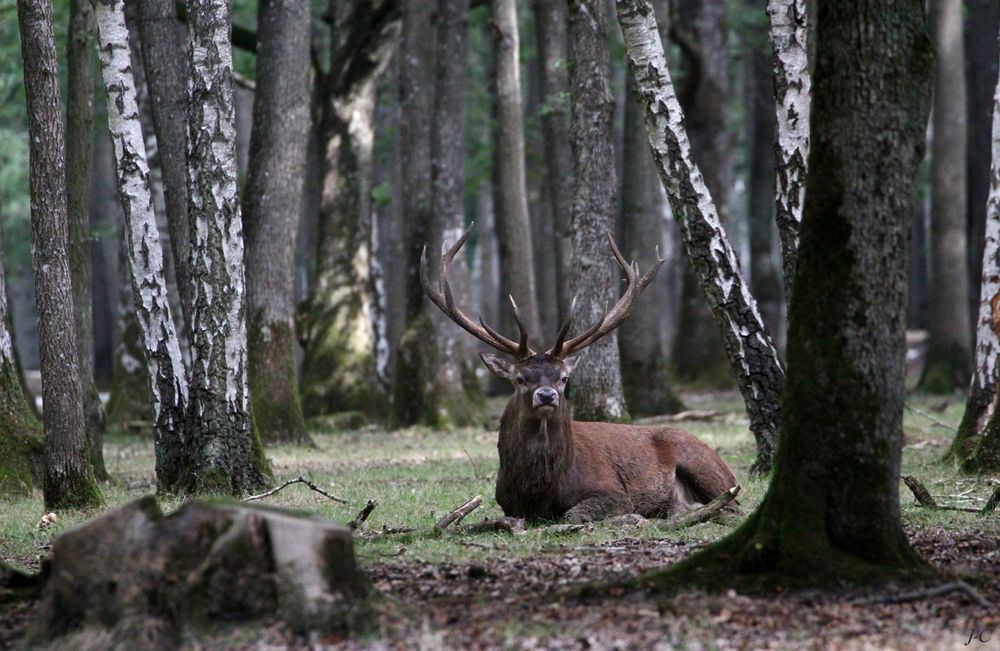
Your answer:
[982,486,1000,515]
[655,485,741,530]
[349,499,378,530]
[901,475,983,513]
[904,403,957,432]
[243,476,347,504]
[850,580,991,609]
[462,447,482,480]
[434,495,483,530]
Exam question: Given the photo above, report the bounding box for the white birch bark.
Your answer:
[92,0,189,485]
[766,0,810,298]
[616,0,785,471]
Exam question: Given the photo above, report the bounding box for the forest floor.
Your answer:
[2,390,999,649]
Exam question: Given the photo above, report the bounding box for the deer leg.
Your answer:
[564,494,626,523]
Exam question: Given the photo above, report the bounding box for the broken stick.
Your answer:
[434,495,483,530]
[349,499,378,530]
[901,475,982,513]
[656,484,741,531]
[243,476,348,504]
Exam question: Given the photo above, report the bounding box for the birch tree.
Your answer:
[244,0,312,445]
[18,0,104,509]
[180,0,270,493]
[300,0,401,419]
[616,0,785,471]
[92,0,188,488]
[766,0,810,298]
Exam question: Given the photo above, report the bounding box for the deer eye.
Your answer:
[560,377,568,384]
[515,377,526,385]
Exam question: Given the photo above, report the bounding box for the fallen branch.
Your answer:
[850,580,991,609]
[243,476,347,504]
[901,475,982,513]
[904,403,957,432]
[655,485,741,530]
[349,499,378,530]
[434,495,483,530]
[983,486,1000,515]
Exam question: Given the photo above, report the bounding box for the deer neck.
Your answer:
[497,401,574,490]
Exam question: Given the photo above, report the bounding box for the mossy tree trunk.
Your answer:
[566,0,629,422]
[66,0,107,480]
[18,0,104,509]
[300,0,400,420]
[618,0,785,473]
[625,0,933,585]
[0,225,42,496]
[243,0,312,446]
[921,0,973,394]
[180,0,270,494]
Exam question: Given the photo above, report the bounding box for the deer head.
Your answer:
[420,224,663,420]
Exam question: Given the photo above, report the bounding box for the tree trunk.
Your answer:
[566,0,628,422]
[532,0,574,322]
[921,0,972,393]
[669,0,735,386]
[620,72,683,416]
[0,223,42,496]
[93,0,190,489]
[67,0,107,480]
[746,4,783,343]
[617,0,785,472]
[181,0,270,494]
[767,0,811,300]
[491,0,541,337]
[18,0,104,509]
[243,0,312,446]
[134,0,194,332]
[965,0,1000,324]
[301,0,400,420]
[647,0,932,584]
[958,41,1000,473]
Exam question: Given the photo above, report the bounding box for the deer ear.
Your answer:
[561,355,579,375]
[480,352,515,379]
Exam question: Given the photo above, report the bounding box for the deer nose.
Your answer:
[534,387,558,406]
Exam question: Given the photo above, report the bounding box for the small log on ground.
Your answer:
[25,497,372,648]
[434,495,482,529]
[655,485,741,531]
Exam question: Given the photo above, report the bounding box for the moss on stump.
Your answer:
[0,357,42,495]
[248,318,312,446]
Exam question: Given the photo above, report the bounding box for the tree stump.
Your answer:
[25,497,372,648]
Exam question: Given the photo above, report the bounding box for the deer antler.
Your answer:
[420,223,535,358]
[548,233,663,358]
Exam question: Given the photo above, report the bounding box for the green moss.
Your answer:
[0,359,42,496]
[248,317,312,446]
[43,468,104,511]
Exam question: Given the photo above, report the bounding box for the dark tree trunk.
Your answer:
[648,0,932,584]
[921,0,973,393]
[179,0,270,495]
[134,0,194,332]
[301,0,400,419]
[567,0,628,422]
[669,0,735,386]
[17,0,104,509]
[532,0,574,322]
[746,6,784,343]
[243,0,312,446]
[0,223,42,496]
[67,0,107,480]
[491,0,541,335]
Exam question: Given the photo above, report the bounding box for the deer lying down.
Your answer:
[422,226,737,523]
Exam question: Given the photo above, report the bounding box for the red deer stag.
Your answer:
[421,226,738,523]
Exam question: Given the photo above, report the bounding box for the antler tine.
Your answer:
[549,296,577,357]
[507,296,533,357]
[550,234,662,358]
[420,223,525,356]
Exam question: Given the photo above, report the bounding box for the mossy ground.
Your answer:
[1,391,997,647]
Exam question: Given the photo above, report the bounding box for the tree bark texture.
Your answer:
[67,0,108,480]
[616,0,785,472]
[746,4,783,344]
[0,225,42,496]
[532,0,574,322]
[567,0,628,422]
[766,0,810,300]
[491,0,541,336]
[301,0,400,419]
[18,0,104,509]
[243,0,312,445]
[958,41,1000,473]
[922,0,972,393]
[134,0,194,332]
[620,72,683,417]
[93,0,190,489]
[669,0,734,386]
[662,0,932,582]
[182,0,270,494]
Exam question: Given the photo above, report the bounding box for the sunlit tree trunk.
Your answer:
[18,0,104,509]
